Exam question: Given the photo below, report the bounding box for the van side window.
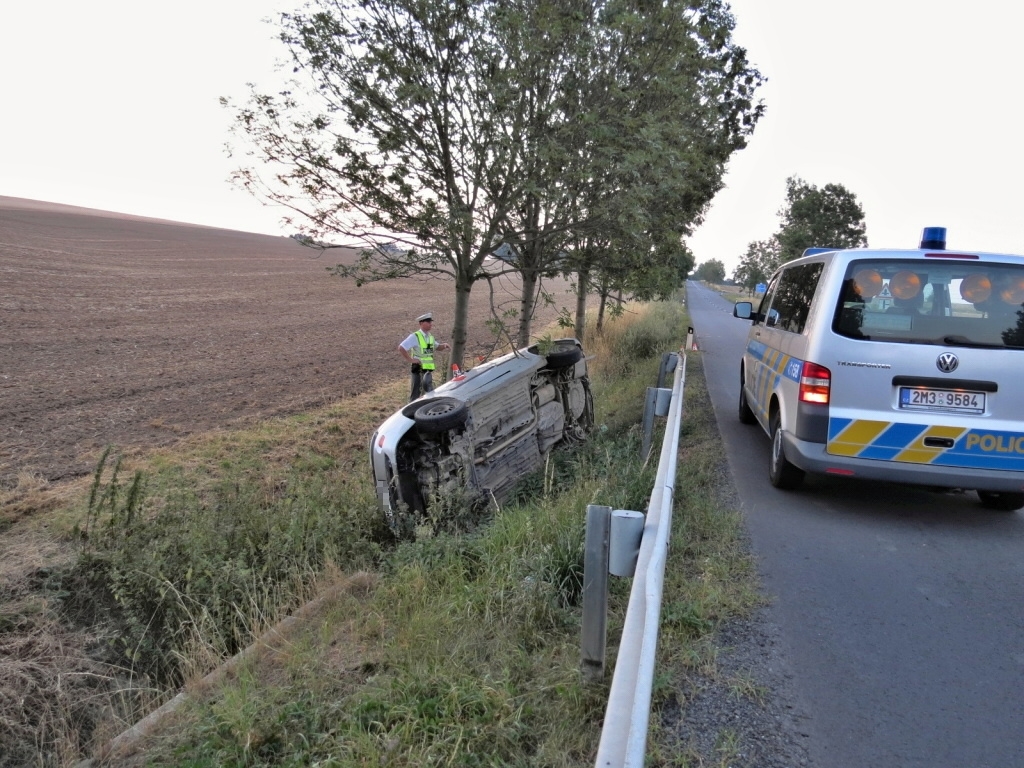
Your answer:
[769,263,824,334]
[756,275,779,325]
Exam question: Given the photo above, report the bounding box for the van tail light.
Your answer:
[799,362,831,405]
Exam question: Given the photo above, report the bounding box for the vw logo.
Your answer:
[936,352,959,373]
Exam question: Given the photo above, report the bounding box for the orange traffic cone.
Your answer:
[452,363,466,381]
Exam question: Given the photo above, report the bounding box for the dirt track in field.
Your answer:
[0,196,571,491]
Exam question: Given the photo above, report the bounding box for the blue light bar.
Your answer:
[920,227,946,250]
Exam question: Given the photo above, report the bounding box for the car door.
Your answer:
[743,272,782,432]
[744,262,825,433]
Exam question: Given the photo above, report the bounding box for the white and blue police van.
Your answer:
[733,227,1024,510]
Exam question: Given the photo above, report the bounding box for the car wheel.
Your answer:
[769,410,804,490]
[414,397,469,433]
[738,372,756,425]
[546,345,582,369]
[977,490,1024,511]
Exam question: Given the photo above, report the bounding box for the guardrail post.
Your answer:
[656,352,677,388]
[641,388,658,459]
[641,379,675,460]
[581,504,612,681]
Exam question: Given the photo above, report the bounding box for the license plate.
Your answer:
[899,387,985,414]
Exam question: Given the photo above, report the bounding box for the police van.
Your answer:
[733,227,1024,511]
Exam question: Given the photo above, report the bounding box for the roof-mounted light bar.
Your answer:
[920,226,946,250]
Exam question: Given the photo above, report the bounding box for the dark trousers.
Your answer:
[409,365,435,401]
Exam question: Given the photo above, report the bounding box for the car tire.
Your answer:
[413,397,469,433]
[546,345,582,369]
[738,372,756,425]
[977,490,1024,511]
[769,410,804,490]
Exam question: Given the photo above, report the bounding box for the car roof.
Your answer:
[786,247,1024,270]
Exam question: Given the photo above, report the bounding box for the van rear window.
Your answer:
[832,259,1024,349]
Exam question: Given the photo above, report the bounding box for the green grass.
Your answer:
[10,297,764,766]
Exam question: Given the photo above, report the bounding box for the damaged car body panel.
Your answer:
[370,338,594,532]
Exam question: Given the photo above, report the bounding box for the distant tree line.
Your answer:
[224,0,765,366]
[692,258,726,284]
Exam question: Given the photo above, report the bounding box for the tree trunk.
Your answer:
[597,287,608,332]
[450,276,472,371]
[518,266,539,346]
[574,266,589,343]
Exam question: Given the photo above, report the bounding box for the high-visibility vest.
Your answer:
[413,330,436,370]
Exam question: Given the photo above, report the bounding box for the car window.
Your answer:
[832,259,1024,348]
[762,263,824,334]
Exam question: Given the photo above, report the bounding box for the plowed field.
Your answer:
[0,196,569,491]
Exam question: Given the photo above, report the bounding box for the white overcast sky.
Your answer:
[2,1,1021,275]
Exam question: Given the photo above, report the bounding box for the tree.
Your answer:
[776,176,868,262]
[733,238,779,294]
[693,258,726,284]
[556,0,763,341]
[225,0,532,368]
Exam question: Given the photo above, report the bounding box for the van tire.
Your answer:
[769,411,805,490]
[738,375,756,425]
[977,490,1024,511]
[414,398,469,433]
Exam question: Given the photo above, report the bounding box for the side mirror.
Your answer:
[733,301,753,319]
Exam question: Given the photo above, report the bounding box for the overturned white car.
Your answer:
[370,338,595,533]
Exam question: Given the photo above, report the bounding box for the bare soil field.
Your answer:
[1,196,570,500]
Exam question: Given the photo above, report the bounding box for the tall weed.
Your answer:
[65,454,382,686]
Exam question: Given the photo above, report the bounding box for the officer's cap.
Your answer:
[417,312,433,323]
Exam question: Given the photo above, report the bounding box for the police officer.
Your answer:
[398,312,451,401]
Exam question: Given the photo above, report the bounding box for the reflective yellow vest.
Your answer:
[414,330,436,371]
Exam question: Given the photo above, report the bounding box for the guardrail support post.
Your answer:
[641,384,674,459]
[641,388,658,460]
[656,352,677,388]
[581,504,612,682]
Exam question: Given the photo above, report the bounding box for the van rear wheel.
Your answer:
[977,490,1024,511]
[769,411,804,490]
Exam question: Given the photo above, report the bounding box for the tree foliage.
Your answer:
[776,176,868,262]
[733,176,868,290]
[732,238,779,294]
[224,0,764,363]
[693,258,726,284]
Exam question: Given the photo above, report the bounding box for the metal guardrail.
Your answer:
[589,348,687,767]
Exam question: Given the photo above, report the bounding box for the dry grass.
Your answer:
[1,472,87,532]
[0,383,410,767]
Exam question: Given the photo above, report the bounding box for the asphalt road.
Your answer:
[686,280,1024,768]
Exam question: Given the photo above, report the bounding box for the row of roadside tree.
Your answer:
[223,0,765,366]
